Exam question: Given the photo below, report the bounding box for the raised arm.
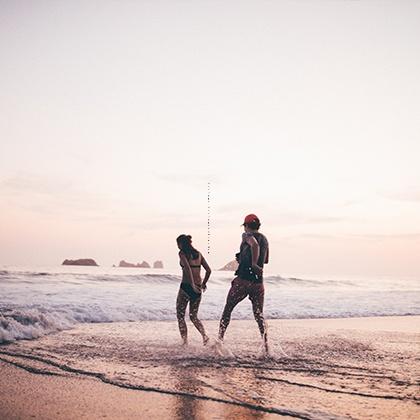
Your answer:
[201,255,211,291]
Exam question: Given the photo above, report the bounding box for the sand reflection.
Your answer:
[170,363,274,420]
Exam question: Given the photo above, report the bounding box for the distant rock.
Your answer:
[119,260,151,268]
[153,260,164,269]
[137,261,150,268]
[119,260,136,268]
[62,258,98,266]
[219,260,238,271]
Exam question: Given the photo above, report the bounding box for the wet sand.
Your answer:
[0,360,280,420]
[1,316,419,419]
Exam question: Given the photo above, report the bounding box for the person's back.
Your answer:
[180,252,203,287]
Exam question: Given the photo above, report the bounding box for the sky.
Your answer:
[1,0,419,278]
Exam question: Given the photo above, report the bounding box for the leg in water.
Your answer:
[189,295,209,345]
[176,287,189,345]
[218,277,248,341]
[249,282,270,356]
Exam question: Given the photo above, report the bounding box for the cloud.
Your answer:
[351,233,420,240]
[0,174,135,219]
[155,172,222,188]
[0,173,221,231]
[124,211,206,231]
[341,199,364,207]
[296,233,337,239]
[215,203,344,225]
[1,175,72,196]
[288,233,420,242]
[215,202,261,215]
[266,211,343,225]
[382,188,420,203]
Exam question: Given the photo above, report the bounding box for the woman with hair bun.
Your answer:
[176,234,211,345]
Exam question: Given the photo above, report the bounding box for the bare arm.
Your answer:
[246,236,262,275]
[260,246,268,266]
[201,255,211,291]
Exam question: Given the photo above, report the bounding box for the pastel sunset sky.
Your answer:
[1,1,419,277]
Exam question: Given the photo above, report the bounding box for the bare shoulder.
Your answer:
[245,234,259,246]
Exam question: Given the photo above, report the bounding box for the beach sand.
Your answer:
[1,316,419,419]
[0,360,277,420]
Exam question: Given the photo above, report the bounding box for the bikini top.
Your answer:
[180,262,201,268]
[179,252,201,269]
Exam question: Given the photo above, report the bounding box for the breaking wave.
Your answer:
[1,267,419,343]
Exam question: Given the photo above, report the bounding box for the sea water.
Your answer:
[1,265,419,343]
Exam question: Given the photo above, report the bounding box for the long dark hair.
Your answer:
[177,234,199,260]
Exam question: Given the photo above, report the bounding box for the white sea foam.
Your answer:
[0,266,419,343]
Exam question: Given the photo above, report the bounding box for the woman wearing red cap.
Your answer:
[218,214,270,352]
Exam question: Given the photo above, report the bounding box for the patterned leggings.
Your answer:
[218,277,267,341]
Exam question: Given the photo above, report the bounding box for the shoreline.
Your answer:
[1,314,419,346]
[1,316,419,419]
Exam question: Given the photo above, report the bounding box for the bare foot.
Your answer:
[212,339,234,358]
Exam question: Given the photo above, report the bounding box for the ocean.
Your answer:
[1,265,419,343]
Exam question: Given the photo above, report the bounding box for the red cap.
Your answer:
[242,214,259,225]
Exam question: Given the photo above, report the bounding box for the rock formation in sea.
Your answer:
[119,260,151,268]
[62,259,98,266]
[137,261,150,268]
[119,260,136,268]
[219,260,238,271]
[153,260,164,268]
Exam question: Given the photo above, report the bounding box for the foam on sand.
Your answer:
[1,317,419,419]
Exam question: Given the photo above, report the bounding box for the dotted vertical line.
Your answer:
[207,182,210,254]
